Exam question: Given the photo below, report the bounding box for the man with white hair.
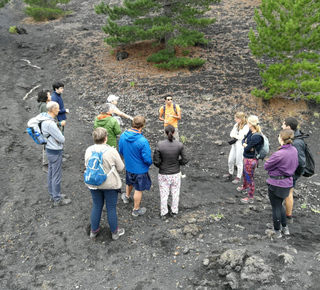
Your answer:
[107,94,133,126]
[40,101,71,207]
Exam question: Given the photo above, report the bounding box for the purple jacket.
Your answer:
[264,144,298,188]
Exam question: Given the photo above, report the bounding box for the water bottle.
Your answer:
[34,130,46,144]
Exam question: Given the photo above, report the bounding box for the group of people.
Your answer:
[36,89,187,240]
[35,85,309,240]
[224,113,308,238]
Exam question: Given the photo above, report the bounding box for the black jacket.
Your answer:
[293,130,307,175]
[153,139,188,175]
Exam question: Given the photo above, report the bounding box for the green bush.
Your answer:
[23,0,72,21]
[9,26,17,34]
[147,49,205,70]
[0,0,10,9]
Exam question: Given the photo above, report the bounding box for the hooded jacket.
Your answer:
[51,91,67,121]
[38,113,65,150]
[94,114,122,148]
[119,130,152,174]
[264,144,299,188]
[293,130,307,175]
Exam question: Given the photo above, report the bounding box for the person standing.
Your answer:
[264,129,298,238]
[51,81,69,135]
[85,127,125,240]
[223,112,249,184]
[281,117,307,223]
[107,94,133,126]
[41,101,71,206]
[119,116,152,216]
[94,103,122,148]
[159,95,181,141]
[153,125,189,219]
[238,115,263,204]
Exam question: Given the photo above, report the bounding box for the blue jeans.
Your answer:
[46,150,63,201]
[90,189,119,232]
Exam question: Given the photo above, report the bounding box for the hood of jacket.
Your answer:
[121,130,144,142]
[294,130,309,140]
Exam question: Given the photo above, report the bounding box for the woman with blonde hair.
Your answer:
[264,129,298,238]
[238,115,263,203]
[223,112,249,184]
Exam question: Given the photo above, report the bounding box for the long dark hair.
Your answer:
[165,124,175,142]
[37,89,49,103]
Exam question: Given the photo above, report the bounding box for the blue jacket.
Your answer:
[242,130,263,159]
[119,130,152,174]
[51,91,67,121]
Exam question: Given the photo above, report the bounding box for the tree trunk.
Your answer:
[164,0,174,53]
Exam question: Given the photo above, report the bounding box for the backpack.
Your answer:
[27,116,51,145]
[253,132,269,160]
[295,134,315,177]
[303,143,315,177]
[163,103,178,117]
[84,146,114,186]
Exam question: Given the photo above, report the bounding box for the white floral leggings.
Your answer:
[158,172,181,216]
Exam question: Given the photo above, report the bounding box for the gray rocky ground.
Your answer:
[0,0,320,289]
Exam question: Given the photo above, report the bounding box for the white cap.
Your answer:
[107,95,119,102]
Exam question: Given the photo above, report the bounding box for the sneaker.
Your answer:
[274,229,282,239]
[132,207,147,216]
[232,177,240,184]
[50,194,67,202]
[42,164,48,173]
[171,213,178,218]
[286,215,293,224]
[281,226,290,236]
[112,228,125,240]
[223,173,232,178]
[121,193,130,204]
[90,228,100,239]
[237,187,246,192]
[52,198,72,207]
[241,197,254,204]
[160,214,169,220]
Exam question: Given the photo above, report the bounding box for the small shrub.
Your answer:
[130,81,135,87]
[0,0,10,9]
[9,26,17,34]
[147,49,205,70]
[210,210,224,220]
[182,49,190,56]
[23,0,72,21]
[180,135,187,143]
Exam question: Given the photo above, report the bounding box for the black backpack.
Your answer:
[303,143,315,177]
[295,134,315,177]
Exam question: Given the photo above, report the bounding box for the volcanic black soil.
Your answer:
[1,0,320,289]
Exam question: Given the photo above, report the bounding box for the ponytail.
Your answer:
[165,124,175,142]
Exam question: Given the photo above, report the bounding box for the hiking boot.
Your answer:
[237,186,246,192]
[112,228,125,240]
[132,207,147,216]
[232,177,241,184]
[171,213,178,218]
[286,215,293,224]
[281,226,290,236]
[90,228,100,239]
[50,194,67,202]
[274,229,282,239]
[121,193,130,204]
[160,214,169,220]
[42,164,48,173]
[241,197,254,204]
[53,198,72,207]
[223,173,232,178]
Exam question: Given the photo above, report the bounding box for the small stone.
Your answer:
[203,258,210,266]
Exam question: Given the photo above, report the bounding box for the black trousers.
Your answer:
[268,184,290,231]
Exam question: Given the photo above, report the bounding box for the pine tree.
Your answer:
[249,0,320,102]
[0,0,10,9]
[23,0,72,21]
[95,0,221,69]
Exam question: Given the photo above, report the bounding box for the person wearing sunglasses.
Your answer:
[159,95,181,141]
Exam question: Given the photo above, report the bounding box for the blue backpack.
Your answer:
[84,146,114,186]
